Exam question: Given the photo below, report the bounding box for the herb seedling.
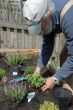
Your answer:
[26,73,45,89]
[39,100,60,110]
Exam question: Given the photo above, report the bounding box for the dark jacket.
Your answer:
[37,0,73,81]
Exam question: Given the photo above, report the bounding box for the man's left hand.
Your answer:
[41,77,55,91]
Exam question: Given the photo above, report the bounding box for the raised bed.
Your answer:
[0,50,73,110]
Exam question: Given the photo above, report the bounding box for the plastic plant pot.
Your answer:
[9,65,20,77]
[52,87,72,110]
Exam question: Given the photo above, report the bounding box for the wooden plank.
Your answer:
[24,32,29,49]
[3,27,7,48]
[35,35,40,49]
[28,35,33,49]
[0,28,4,48]
[6,28,11,48]
[0,20,27,30]
[21,30,25,48]
[10,28,14,48]
[17,29,22,48]
[13,29,18,48]
[0,49,39,55]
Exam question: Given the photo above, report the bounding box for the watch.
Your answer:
[52,76,59,85]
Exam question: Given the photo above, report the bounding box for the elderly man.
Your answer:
[23,0,73,91]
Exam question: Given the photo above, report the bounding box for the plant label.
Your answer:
[27,92,35,102]
[13,72,18,75]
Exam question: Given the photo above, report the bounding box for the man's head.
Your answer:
[23,0,55,36]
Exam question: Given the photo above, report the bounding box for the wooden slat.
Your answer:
[0,49,40,55]
[24,33,29,49]
[0,28,4,48]
[28,35,33,49]
[0,20,27,30]
[21,30,25,48]
[17,29,22,48]
[6,28,11,48]
[13,29,18,48]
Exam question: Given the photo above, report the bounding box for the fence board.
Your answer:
[28,35,33,49]
[6,28,11,48]
[21,30,25,49]
[24,32,29,49]
[0,26,64,63]
[0,0,65,63]
[13,29,18,48]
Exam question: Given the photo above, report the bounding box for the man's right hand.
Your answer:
[34,67,41,73]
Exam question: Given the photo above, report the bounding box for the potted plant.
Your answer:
[4,53,31,76]
[0,68,6,79]
[26,72,45,89]
[39,100,60,110]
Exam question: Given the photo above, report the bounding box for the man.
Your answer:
[23,0,73,91]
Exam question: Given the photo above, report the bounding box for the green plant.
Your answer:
[0,68,6,79]
[39,100,60,110]
[51,61,60,70]
[25,66,35,74]
[26,73,45,89]
[4,83,26,102]
[5,54,31,65]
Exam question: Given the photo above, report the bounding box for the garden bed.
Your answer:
[0,51,73,110]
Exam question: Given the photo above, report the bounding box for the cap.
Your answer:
[23,0,48,36]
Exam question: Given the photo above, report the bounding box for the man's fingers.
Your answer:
[41,85,49,91]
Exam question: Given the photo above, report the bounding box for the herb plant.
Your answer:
[26,73,45,89]
[4,54,31,65]
[0,68,6,79]
[39,100,60,110]
[25,66,35,74]
[4,83,26,102]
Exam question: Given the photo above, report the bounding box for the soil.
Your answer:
[0,53,73,110]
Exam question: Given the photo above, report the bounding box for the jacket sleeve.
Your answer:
[37,32,55,68]
[54,9,73,81]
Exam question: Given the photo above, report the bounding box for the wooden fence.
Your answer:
[0,0,65,63]
[0,0,23,23]
[0,27,42,49]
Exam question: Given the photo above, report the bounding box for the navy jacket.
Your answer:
[37,0,73,81]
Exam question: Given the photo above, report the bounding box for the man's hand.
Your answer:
[34,67,41,73]
[41,77,55,91]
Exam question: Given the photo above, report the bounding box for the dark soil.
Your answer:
[0,54,73,110]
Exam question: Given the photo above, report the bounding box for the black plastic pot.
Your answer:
[9,65,24,77]
[52,87,72,110]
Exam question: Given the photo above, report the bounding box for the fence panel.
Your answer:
[0,0,65,63]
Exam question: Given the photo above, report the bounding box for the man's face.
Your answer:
[41,11,53,34]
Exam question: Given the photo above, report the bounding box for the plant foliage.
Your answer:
[0,68,6,79]
[51,61,60,70]
[25,66,35,74]
[4,83,26,102]
[26,73,45,89]
[5,54,31,65]
[39,100,60,110]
